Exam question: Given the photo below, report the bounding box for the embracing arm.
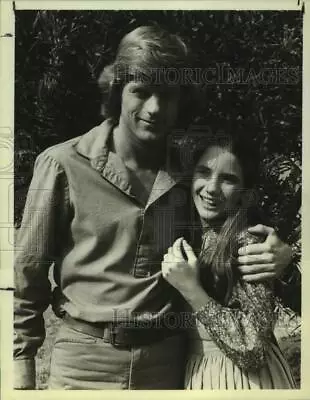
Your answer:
[237,224,292,282]
[274,236,301,314]
[14,152,69,389]
[237,224,300,314]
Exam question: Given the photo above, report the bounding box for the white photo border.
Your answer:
[1,1,308,399]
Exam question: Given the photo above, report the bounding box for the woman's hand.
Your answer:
[161,237,200,295]
[237,224,292,282]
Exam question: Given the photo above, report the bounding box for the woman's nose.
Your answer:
[205,177,219,195]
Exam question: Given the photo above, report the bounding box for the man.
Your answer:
[14,25,292,390]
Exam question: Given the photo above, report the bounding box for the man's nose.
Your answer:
[145,94,161,115]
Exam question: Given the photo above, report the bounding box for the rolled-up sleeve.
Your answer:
[14,152,69,388]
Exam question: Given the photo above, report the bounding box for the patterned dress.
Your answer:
[184,230,296,390]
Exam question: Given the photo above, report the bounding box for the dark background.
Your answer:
[14,10,302,312]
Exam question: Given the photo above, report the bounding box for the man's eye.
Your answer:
[132,88,149,98]
[134,90,146,97]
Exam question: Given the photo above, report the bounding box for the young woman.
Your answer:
[161,134,296,389]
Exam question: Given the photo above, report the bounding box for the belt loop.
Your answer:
[109,324,126,348]
[109,324,117,346]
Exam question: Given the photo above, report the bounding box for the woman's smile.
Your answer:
[198,193,221,209]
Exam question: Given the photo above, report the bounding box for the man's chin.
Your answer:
[138,129,166,142]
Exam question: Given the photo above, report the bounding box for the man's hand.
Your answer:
[14,359,36,389]
[237,224,292,282]
[161,237,200,294]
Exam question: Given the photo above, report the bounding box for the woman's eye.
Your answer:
[194,166,212,179]
[222,174,239,184]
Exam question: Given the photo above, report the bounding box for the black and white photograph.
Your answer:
[1,1,305,393]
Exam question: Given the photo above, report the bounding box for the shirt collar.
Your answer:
[75,119,114,161]
[74,119,185,206]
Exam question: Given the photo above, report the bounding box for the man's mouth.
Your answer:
[138,117,159,126]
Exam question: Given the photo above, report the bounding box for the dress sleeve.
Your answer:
[195,280,276,371]
[14,151,70,388]
[195,231,276,371]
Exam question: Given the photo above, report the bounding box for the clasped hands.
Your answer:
[161,225,292,292]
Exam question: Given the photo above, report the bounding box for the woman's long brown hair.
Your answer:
[192,132,264,305]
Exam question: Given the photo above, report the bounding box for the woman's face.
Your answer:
[192,145,244,223]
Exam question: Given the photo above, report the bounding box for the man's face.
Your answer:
[119,81,180,143]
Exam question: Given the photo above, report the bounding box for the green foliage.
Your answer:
[15,10,302,312]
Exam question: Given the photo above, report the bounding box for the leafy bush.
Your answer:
[15,10,302,313]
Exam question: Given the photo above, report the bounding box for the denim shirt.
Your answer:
[14,119,195,365]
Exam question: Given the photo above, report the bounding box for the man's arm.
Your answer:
[274,238,301,314]
[237,224,301,314]
[237,224,292,282]
[14,152,69,389]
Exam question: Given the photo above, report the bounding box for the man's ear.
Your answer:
[97,63,122,120]
[108,78,122,119]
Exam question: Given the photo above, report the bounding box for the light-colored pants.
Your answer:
[48,322,186,389]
